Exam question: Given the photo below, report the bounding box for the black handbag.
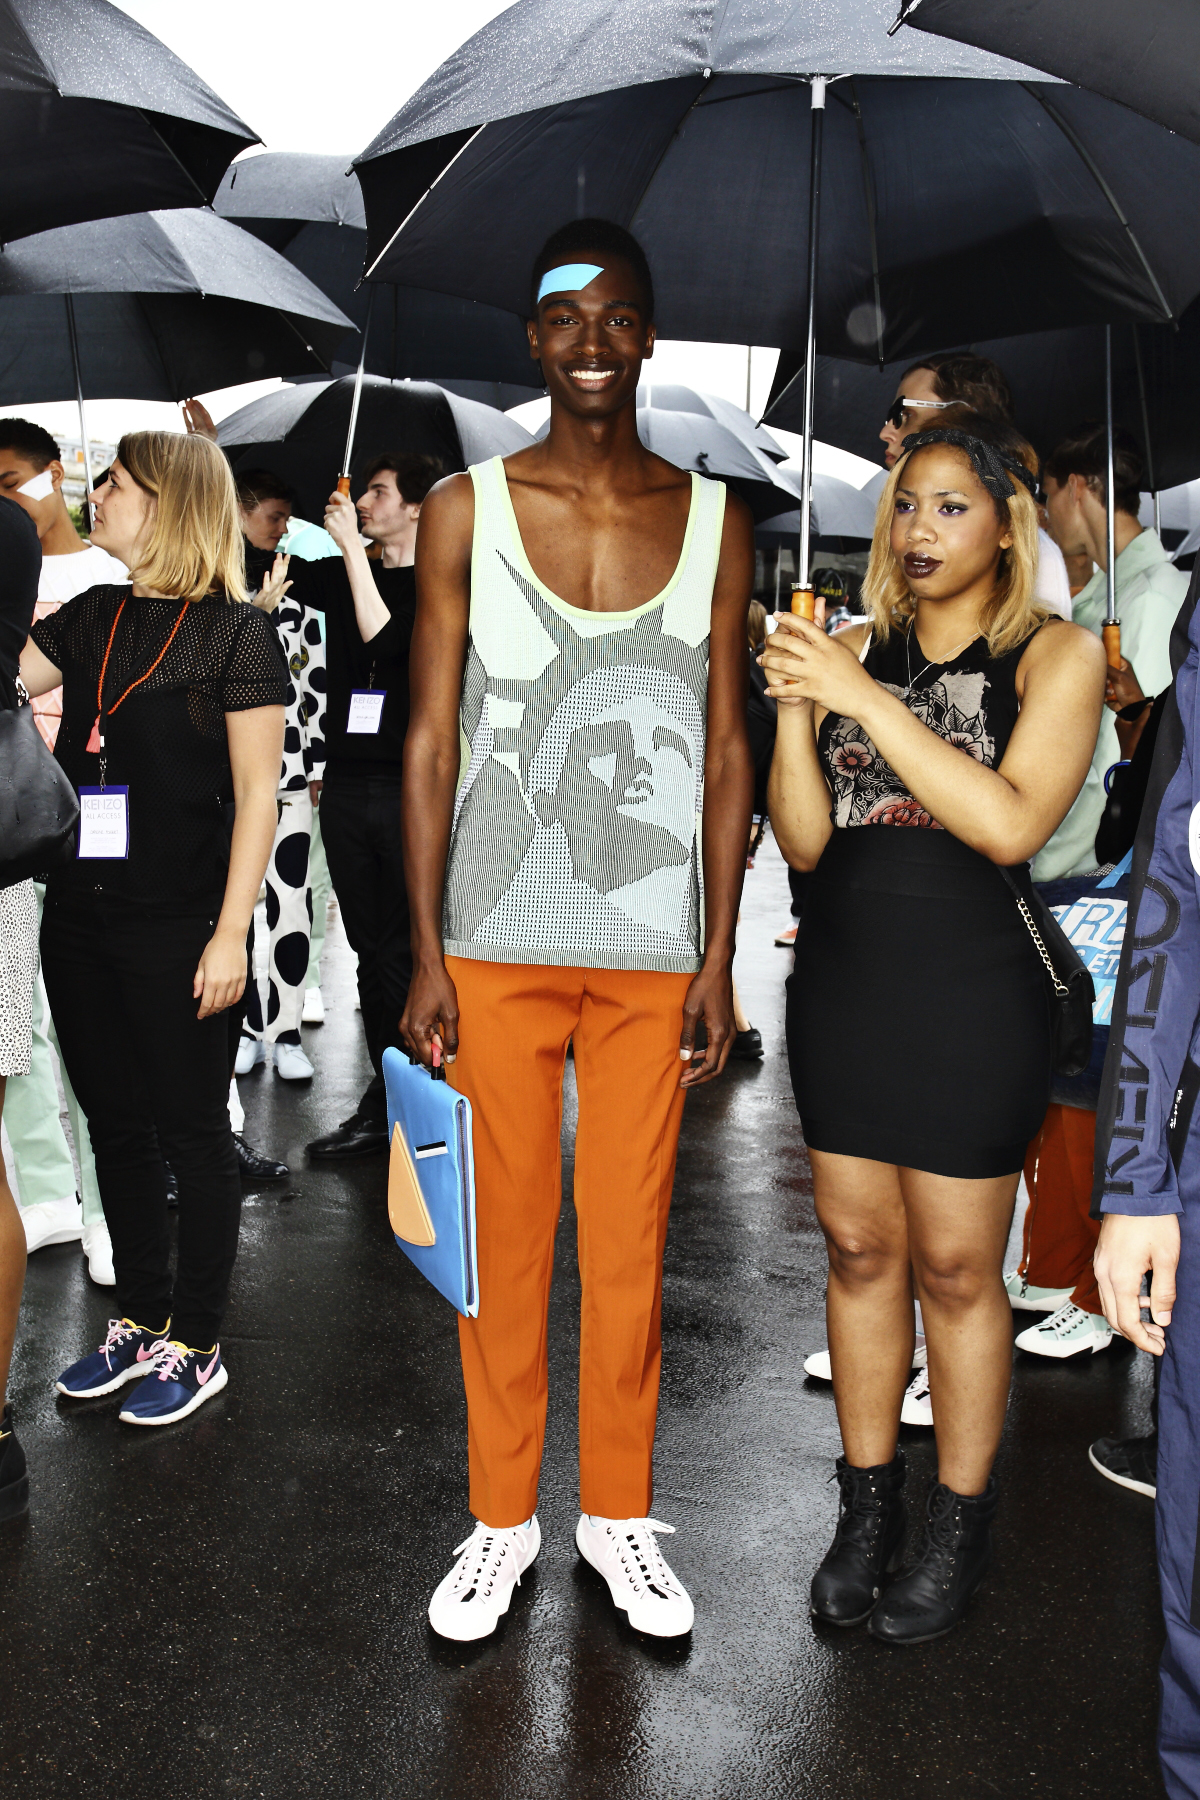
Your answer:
[997,864,1095,1077]
[0,696,80,889]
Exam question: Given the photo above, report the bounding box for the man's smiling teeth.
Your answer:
[568,368,617,386]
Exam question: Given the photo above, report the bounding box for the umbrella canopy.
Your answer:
[636,382,787,462]
[214,151,540,392]
[216,375,535,523]
[0,209,355,404]
[764,308,1200,494]
[352,0,1200,358]
[757,470,879,543]
[0,0,257,243]
[896,0,1200,148]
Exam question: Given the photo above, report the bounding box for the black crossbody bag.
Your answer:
[997,865,1094,1077]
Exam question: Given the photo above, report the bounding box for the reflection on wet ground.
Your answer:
[1,834,1161,1797]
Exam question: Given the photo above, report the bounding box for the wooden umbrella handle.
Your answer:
[1102,621,1122,669]
[336,475,351,497]
[791,584,815,622]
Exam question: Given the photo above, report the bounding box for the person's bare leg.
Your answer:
[902,1167,1019,1495]
[731,977,751,1035]
[811,1148,913,1467]
[0,1078,26,1402]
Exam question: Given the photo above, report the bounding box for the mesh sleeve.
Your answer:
[219,605,288,713]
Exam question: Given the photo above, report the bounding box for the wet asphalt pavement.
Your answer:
[1,833,1163,1799]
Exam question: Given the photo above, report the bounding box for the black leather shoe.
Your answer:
[1089,1432,1157,1498]
[869,1476,998,1645]
[306,1115,388,1161]
[730,1026,764,1060]
[233,1132,289,1182]
[0,1403,29,1522]
[810,1452,907,1626]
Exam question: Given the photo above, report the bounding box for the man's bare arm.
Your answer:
[399,473,474,1065]
[679,493,755,1088]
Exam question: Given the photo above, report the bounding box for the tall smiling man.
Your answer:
[402,220,754,1641]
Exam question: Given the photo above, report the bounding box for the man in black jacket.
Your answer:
[292,452,442,1158]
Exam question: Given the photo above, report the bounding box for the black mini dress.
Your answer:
[786,624,1051,1179]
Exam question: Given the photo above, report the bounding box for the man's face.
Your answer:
[241,496,291,553]
[355,468,419,543]
[1042,474,1089,558]
[0,448,63,537]
[879,366,948,469]
[528,253,654,420]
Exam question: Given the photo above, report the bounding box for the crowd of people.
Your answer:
[0,218,1195,1764]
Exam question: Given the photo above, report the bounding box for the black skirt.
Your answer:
[786,827,1051,1178]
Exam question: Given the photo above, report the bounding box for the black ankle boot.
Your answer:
[869,1476,998,1645]
[810,1452,907,1626]
[0,1403,28,1522]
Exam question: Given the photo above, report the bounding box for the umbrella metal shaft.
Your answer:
[339,283,376,497]
[792,78,826,623]
[64,293,92,532]
[1102,324,1121,669]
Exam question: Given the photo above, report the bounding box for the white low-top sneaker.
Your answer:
[1004,1270,1072,1313]
[803,1333,927,1384]
[900,1365,933,1426]
[576,1514,694,1637]
[22,1197,83,1254]
[234,1035,266,1076]
[1016,1301,1113,1358]
[428,1517,541,1642]
[274,1042,314,1081]
[81,1219,116,1286]
[301,987,325,1025]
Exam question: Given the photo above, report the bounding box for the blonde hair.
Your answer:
[117,431,247,604]
[861,434,1045,658]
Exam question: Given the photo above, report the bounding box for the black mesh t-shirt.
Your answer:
[32,585,287,911]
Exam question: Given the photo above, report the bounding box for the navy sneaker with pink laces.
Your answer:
[56,1319,169,1399]
[119,1341,228,1426]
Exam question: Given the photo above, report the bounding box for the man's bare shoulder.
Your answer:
[419,470,475,541]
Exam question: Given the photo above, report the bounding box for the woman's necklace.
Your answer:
[903,623,980,698]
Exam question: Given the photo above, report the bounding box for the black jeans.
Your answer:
[41,893,241,1347]
[320,772,411,1121]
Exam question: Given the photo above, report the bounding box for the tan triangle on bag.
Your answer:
[388,1122,437,1247]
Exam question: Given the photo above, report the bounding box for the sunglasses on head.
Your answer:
[885,395,964,430]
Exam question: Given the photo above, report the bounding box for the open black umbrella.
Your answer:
[0,0,257,243]
[213,151,540,392]
[353,0,1200,615]
[894,0,1200,148]
[637,382,787,464]
[216,375,534,524]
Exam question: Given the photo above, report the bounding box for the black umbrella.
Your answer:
[213,152,541,391]
[637,383,788,464]
[353,0,1200,614]
[0,0,257,243]
[216,375,535,524]
[894,0,1200,148]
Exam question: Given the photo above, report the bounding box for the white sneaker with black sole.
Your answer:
[1016,1301,1113,1358]
[804,1334,927,1383]
[1004,1269,1072,1312]
[576,1514,694,1636]
[427,1517,541,1641]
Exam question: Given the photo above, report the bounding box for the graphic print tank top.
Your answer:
[443,457,724,972]
[817,624,1036,829]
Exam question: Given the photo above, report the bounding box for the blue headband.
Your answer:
[536,262,604,303]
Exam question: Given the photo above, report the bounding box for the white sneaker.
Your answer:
[81,1219,115,1286]
[428,1517,541,1642]
[1004,1269,1072,1313]
[302,987,325,1025]
[1016,1301,1113,1358]
[575,1514,694,1637]
[274,1041,314,1080]
[900,1365,934,1426]
[234,1035,266,1076]
[803,1334,927,1383]
[23,1197,83,1253]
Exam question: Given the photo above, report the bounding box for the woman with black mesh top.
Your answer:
[18,432,286,1428]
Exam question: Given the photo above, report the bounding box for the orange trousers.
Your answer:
[445,955,692,1528]
[1020,1103,1101,1315]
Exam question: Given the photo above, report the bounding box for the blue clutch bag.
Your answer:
[382,1047,479,1318]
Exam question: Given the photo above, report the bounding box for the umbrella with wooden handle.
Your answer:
[790,78,827,626]
[338,285,376,497]
[1102,325,1122,671]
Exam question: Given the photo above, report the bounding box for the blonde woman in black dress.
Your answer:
[763,426,1104,1644]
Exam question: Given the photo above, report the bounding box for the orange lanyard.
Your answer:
[88,595,191,785]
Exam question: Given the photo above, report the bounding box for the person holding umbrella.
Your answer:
[18,432,286,1427]
[401,219,754,1642]
[764,421,1104,1643]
